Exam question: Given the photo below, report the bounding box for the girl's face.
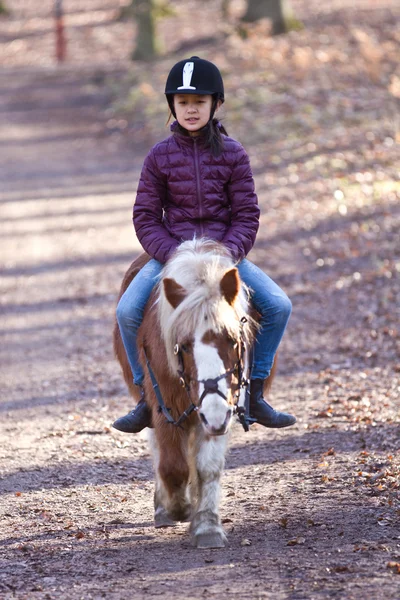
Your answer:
[173,94,220,135]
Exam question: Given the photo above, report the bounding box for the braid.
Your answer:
[205,118,228,157]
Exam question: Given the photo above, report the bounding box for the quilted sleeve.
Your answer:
[222,145,260,261]
[133,148,180,263]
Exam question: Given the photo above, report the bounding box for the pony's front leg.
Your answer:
[190,430,228,549]
[148,430,173,527]
[149,429,191,528]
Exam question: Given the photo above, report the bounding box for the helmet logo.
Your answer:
[177,62,196,90]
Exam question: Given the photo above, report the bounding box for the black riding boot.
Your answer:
[250,379,296,428]
[112,389,152,433]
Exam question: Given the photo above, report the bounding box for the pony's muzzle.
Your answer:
[199,408,232,436]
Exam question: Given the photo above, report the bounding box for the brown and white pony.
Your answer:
[114,239,260,548]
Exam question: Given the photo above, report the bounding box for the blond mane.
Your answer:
[156,239,254,373]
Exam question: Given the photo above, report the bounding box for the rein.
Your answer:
[144,317,251,430]
[144,347,198,428]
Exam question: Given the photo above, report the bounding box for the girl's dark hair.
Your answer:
[205,118,228,157]
[172,117,228,157]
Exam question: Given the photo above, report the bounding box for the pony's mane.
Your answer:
[157,239,254,372]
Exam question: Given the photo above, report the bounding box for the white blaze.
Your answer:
[193,332,231,433]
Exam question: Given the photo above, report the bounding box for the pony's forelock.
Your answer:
[157,239,254,372]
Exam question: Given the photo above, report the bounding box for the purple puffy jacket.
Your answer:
[133,124,260,263]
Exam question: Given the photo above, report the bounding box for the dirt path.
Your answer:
[1,2,399,599]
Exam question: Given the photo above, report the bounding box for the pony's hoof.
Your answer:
[154,514,176,528]
[169,504,192,523]
[194,532,226,549]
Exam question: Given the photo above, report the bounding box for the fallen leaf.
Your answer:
[387,562,400,574]
[333,565,350,573]
[18,544,35,552]
[307,519,316,527]
[287,537,306,546]
[323,447,336,456]
[279,517,289,528]
[317,411,333,418]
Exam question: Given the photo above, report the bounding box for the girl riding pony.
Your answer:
[113,56,296,433]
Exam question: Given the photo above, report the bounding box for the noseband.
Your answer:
[144,318,248,429]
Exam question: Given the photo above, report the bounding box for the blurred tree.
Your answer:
[0,1,9,15]
[242,0,300,35]
[119,0,173,61]
[221,0,230,19]
[132,0,157,60]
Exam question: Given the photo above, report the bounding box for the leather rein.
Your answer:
[143,317,251,430]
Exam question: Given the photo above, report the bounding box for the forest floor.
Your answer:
[0,1,399,599]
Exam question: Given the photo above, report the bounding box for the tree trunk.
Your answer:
[221,0,230,19]
[0,1,9,15]
[131,0,158,61]
[242,0,297,35]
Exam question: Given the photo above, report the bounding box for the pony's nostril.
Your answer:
[226,408,233,419]
[199,413,208,426]
[211,424,227,435]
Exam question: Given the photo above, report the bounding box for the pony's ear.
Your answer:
[220,268,240,306]
[163,278,187,308]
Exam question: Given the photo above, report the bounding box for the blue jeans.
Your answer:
[116,258,292,385]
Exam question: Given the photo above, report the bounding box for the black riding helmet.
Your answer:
[165,56,224,120]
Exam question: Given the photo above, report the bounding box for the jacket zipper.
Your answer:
[193,138,204,235]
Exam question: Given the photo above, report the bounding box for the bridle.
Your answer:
[144,317,250,429]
